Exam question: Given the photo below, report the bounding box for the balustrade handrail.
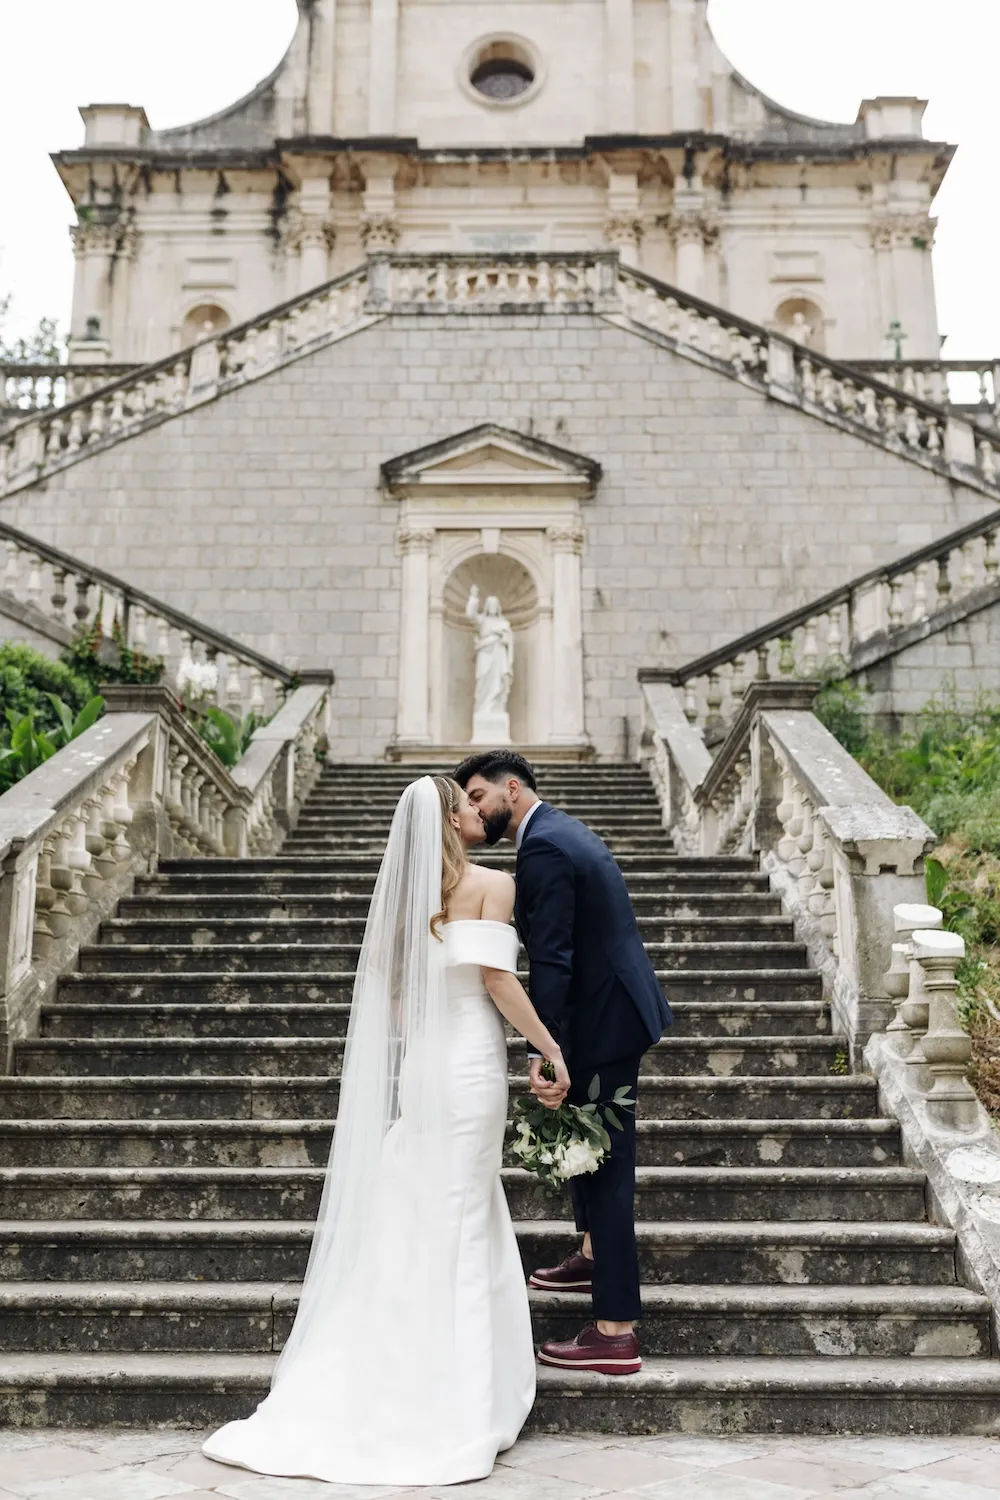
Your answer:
[384,250,619,268]
[0,516,303,687]
[849,358,1000,374]
[1,361,140,383]
[638,503,1000,690]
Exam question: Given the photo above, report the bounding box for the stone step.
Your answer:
[0,1219,957,1288]
[0,1281,986,1359]
[75,941,810,975]
[285,837,674,855]
[41,997,830,1041]
[118,890,785,920]
[14,1034,841,1078]
[94,915,797,949]
[157,854,760,875]
[0,1165,928,1222]
[137,868,771,897]
[55,968,824,1008]
[0,1117,899,1170]
[4,1351,999,1433]
[0,1072,875,1121]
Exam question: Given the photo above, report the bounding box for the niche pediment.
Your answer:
[381,424,601,498]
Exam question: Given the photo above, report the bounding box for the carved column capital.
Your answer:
[547,523,585,555]
[604,215,643,252]
[397,523,435,554]
[70,221,118,259]
[361,214,401,253]
[871,214,937,251]
[667,212,718,249]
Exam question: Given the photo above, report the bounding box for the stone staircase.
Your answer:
[0,761,998,1433]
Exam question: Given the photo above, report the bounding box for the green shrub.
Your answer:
[1,694,105,792]
[197,706,265,769]
[61,611,164,694]
[0,643,93,733]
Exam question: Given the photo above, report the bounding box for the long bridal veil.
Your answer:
[229,775,470,1465]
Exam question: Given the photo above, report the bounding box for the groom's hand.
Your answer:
[530,1057,569,1110]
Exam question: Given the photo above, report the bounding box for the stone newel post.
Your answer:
[914,929,979,1133]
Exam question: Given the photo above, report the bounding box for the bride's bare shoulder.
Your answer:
[449,864,514,921]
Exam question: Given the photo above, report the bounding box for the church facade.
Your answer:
[58,0,947,365]
[3,0,998,765]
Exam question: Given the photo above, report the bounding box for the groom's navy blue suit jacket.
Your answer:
[513,802,672,1069]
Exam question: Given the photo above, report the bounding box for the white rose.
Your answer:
[558,1140,604,1179]
[539,1149,554,1165]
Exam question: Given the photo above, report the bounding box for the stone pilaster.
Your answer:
[395,524,435,745]
[547,523,587,746]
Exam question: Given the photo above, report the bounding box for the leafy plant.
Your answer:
[0,694,104,791]
[61,607,164,693]
[0,643,93,732]
[812,673,872,758]
[196,706,265,769]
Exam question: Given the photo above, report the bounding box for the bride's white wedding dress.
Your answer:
[203,779,535,1487]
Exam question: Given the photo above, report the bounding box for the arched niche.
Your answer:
[774,296,826,354]
[181,302,232,346]
[440,553,540,745]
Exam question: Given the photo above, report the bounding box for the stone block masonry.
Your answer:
[5,313,996,759]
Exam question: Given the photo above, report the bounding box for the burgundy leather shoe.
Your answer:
[528,1250,594,1293]
[537,1323,642,1375]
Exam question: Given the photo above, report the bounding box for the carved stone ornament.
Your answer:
[69,222,120,259]
[546,523,586,554]
[279,212,336,255]
[604,215,643,250]
[871,214,937,252]
[361,214,401,253]
[397,524,436,553]
[667,212,719,249]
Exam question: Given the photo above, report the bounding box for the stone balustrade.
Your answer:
[641,506,1000,737]
[640,677,935,1062]
[377,251,618,311]
[849,360,1000,428]
[1,363,139,429]
[866,904,1000,1327]
[0,682,331,1061]
[4,254,1000,505]
[1,518,299,720]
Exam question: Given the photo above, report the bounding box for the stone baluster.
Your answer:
[45,416,65,461]
[25,555,43,609]
[250,669,266,717]
[806,819,837,944]
[911,562,929,622]
[887,576,904,631]
[704,671,723,736]
[978,439,998,484]
[861,386,879,430]
[50,567,69,627]
[825,606,844,664]
[682,682,698,724]
[902,404,922,448]
[3,540,19,595]
[935,550,953,607]
[68,574,91,629]
[984,529,998,582]
[755,643,770,681]
[729,655,747,714]
[881,395,899,441]
[926,416,942,455]
[959,541,977,595]
[914,929,978,1132]
[883,902,942,1059]
[224,656,243,714]
[31,841,58,956]
[801,618,818,675]
[799,358,817,403]
[777,634,796,677]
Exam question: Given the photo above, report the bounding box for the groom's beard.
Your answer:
[481,805,513,846]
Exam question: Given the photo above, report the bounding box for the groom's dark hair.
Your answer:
[452,750,538,791]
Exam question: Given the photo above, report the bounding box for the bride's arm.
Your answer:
[480,876,570,1089]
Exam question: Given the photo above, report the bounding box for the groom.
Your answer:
[453,750,672,1375]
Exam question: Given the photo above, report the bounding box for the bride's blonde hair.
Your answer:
[431,776,468,940]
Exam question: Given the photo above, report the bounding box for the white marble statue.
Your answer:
[466,586,514,744]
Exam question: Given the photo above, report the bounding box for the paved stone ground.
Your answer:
[2,1430,1000,1500]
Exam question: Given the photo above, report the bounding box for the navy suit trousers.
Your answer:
[568,1053,644,1324]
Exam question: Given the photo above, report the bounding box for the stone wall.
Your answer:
[3,313,994,760]
[862,599,1000,731]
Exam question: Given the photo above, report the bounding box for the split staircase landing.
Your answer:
[0,763,998,1433]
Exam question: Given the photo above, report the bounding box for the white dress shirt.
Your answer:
[514,798,543,851]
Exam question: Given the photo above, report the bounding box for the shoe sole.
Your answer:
[528,1276,593,1291]
[536,1351,643,1375]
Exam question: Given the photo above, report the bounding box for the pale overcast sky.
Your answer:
[0,0,995,356]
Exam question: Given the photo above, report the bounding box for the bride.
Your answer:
[203,775,570,1486]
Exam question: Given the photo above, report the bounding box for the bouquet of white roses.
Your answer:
[511,1068,636,1190]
